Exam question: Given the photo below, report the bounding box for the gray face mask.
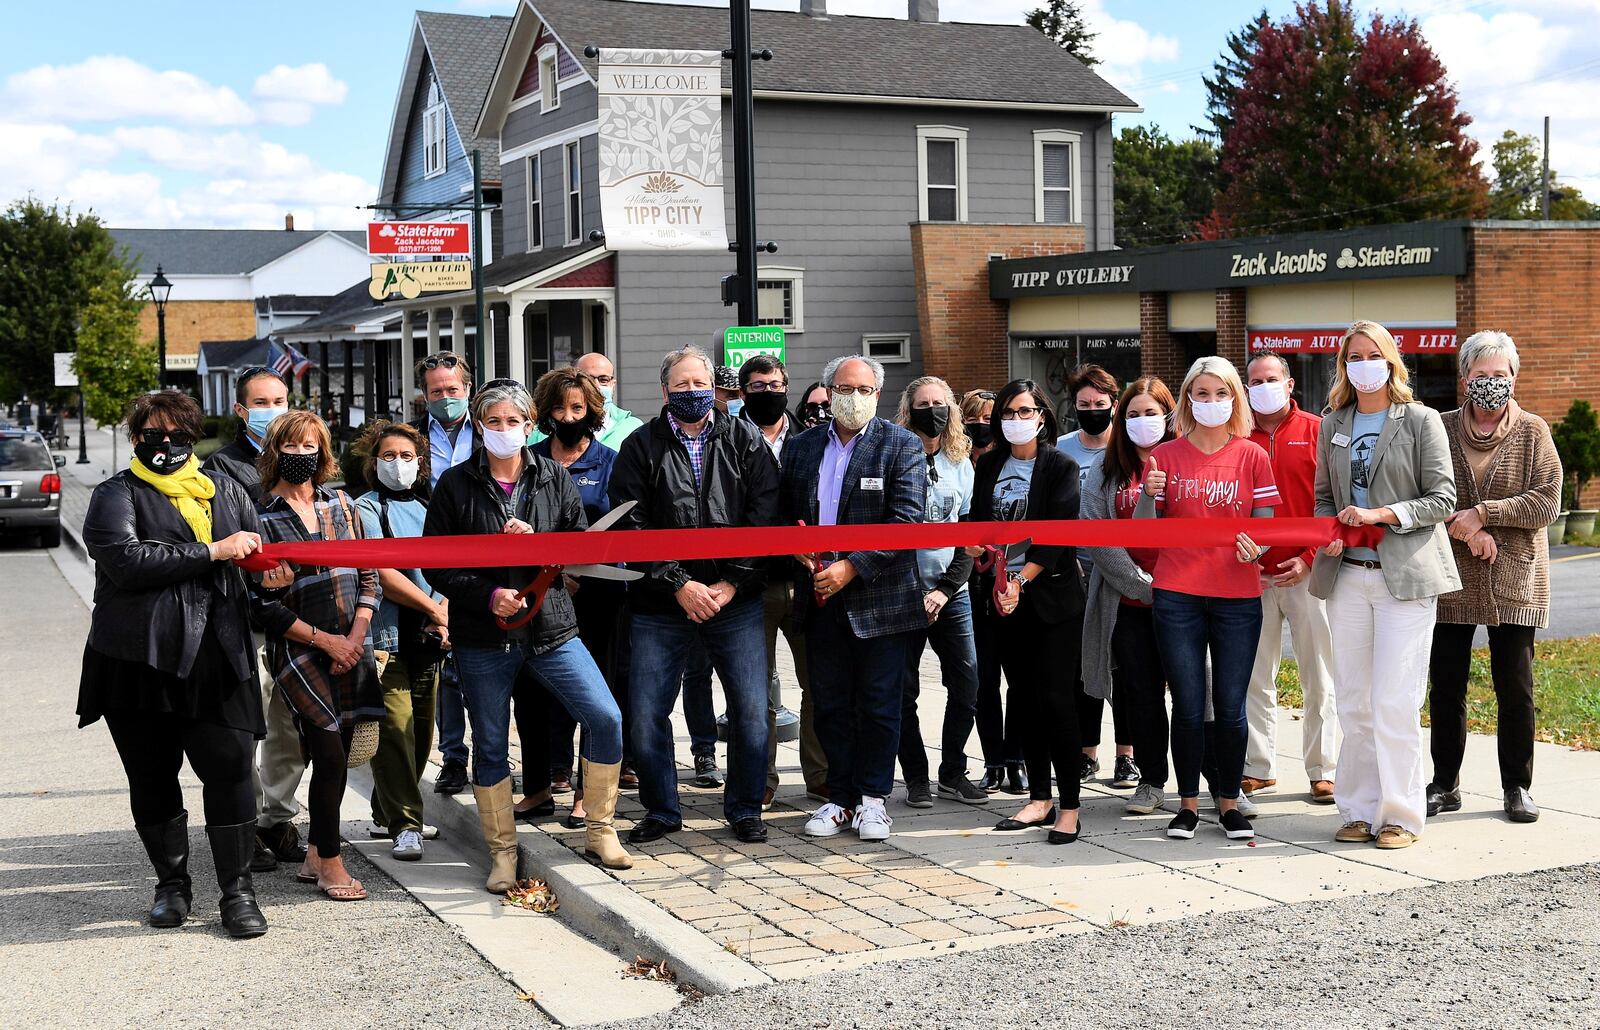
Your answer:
[1466,376,1512,412]
[376,457,419,491]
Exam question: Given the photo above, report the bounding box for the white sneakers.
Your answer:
[391,828,424,861]
[853,798,892,841]
[804,803,854,837]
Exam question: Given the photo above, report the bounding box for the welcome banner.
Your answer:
[597,49,728,252]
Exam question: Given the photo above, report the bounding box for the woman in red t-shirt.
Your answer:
[1080,377,1177,818]
[1135,357,1279,842]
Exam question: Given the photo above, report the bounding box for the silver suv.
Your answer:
[0,428,65,548]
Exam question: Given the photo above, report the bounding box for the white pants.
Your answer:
[1246,578,1339,781]
[1326,567,1436,835]
[251,638,308,829]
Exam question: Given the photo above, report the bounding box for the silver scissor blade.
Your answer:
[1005,537,1033,559]
[585,499,636,534]
[564,564,644,582]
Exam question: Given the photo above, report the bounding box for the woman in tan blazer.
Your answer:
[1311,320,1460,850]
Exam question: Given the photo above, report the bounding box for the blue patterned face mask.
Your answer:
[667,389,714,423]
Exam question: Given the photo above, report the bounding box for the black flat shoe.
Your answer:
[257,821,307,864]
[627,816,681,844]
[1002,764,1030,796]
[994,805,1056,831]
[561,813,585,830]
[1426,782,1462,817]
[977,767,1005,794]
[733,817,768,843]
[1504,787,1540,823]
[515,799,556,823]
[1047,816,1081,845]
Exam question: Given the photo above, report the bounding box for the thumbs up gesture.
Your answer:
[1142,455,1167,497]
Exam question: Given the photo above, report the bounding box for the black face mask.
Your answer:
[800,402,831,427]
[964,421,994,448]
[276,450,320,485]
[550,419,589,447]
[908,404,950,439]
[743,390,789,427]
[134,440,193,474]
[1076,408,1114,436]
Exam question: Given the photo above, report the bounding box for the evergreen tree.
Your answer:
[1026,0,1098,66]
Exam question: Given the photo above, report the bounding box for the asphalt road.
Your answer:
[0,545,546,1029]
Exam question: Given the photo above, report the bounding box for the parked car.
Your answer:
[0,429,65,548]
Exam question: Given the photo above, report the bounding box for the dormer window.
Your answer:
[422,75,447,178]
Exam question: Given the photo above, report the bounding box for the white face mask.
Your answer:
[376,457,419,491]
[1125,414,1167,448]
[1346,358,1391,394]
[830,390,878,431]
[598,384,614,404]
[1191,397,1234,429]
[1247,381,1288,416]
[1001,417,1041,445]
[482,425,527,459]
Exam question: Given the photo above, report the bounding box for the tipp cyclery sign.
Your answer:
[368,261,472,300]
[597,49,728,252]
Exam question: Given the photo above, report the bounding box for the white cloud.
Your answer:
[252,63,350,126]
[3,56,256,126]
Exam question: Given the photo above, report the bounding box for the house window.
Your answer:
[422,77,447,178]
[916,125,967,222]
[564,141,582,243]
[862,333,911,364]
[1033,129,1081,224]
[525,154,542,251]
[756,267,805,331]
[538,45,560,113]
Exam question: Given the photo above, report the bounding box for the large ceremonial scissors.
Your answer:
[972,537,1033,615]
[496,500,644,630]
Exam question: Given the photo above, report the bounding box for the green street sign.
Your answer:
[723,325,785,367]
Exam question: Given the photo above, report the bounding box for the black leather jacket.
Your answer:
[421,447,587,654]
[201,437,264,504]
[82,470,260,681]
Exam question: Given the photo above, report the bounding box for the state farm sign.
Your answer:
[367,221,471,257]
[1249,326,1457,354]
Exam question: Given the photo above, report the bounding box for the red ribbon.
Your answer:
[236,518,1380,573]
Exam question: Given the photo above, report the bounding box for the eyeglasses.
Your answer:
[830,385,877,398]
[237,365,283,382]
[481,378,522,391]
[744,381,787,394]
[139,428,197,447]
[973,391,996,400]
[420,354,462,370]
[1000,406,1043,420]
[587,373,616,386]
[926,452,939,484]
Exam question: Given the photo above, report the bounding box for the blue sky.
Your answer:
[5,0,1596,229]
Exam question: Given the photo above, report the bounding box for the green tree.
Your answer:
[1114,125,1219,247]
[1489,130,1599,220]
[1026,0,1098,66]
[1200,8,1270,143]
[74,281,154,427]
[1552,400,1600,510]
[0,199,136,404]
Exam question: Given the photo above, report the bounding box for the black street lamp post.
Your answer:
[149,264,173,389]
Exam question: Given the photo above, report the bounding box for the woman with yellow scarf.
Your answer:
[77,390,272,939]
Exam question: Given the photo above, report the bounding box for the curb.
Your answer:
[60,519,91,565]
[392,765,774,998]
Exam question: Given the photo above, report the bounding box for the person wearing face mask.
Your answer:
[609,346,779,846]
[714,364,743,416]
[1429,331,1562,826]
[1080,377,1177,818]
[422,382,633,886]
[965,380,1085,844]
[249,411,383,902]
[530,352,645,451]
[1309,321,1460,851]
[892,376,988,808]
[527,367,630,830]
[351,421,448,863]
[737,354,824,807]
[1243,351,1339,805]
[79,390,270,937]
[1135,357,1278,843]
[780,355,927,842]
[795,381,832,429]
[202,367,309,873]
[1057,364,1139,790]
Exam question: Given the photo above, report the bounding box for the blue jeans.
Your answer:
[898,590,979,785]
[453,639,622,788]
[629,597,770,825]
[681,639,718,760]
[435,656,469,766]
[806,599,917,808]
[1153,589,1263,800]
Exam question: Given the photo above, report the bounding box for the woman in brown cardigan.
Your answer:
[1427,331,1563,825]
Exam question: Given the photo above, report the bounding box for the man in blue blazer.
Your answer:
[779,355,927,842]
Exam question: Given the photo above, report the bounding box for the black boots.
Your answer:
[206,822,269,939]
[135,811,192,928]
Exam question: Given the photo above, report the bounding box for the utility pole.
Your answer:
[1541,116,1551,221]
[729,0,758,327]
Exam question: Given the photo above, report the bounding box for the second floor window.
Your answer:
[423,78,446,178]
[916,125,967,222]
[1034,130,1081,224]
[565,141,582,243]
[526,154,542,250]
[756,267,805,331]
[539,45,560,113]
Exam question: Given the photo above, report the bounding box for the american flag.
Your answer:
[267,340,316,380]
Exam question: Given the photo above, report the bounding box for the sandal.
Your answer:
[318,877,367,901]
[295,861,319,884]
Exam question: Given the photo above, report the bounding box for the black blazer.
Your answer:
[970,443,1084,625]
[82,470,260,680]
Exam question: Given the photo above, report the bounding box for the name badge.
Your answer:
[1331,433,1351,448]
[860,477,884,491]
